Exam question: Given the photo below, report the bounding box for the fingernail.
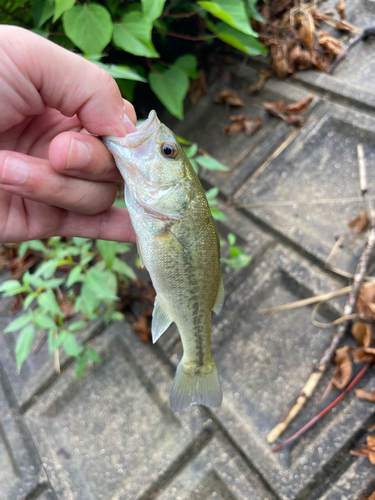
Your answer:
[123,113,137,134]
[1,156,29,185]
[67,138,91,169]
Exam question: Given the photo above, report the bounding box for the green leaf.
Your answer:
[15,325,35,371]
[91,61,147,82]
[18,242,29,258]
[205,187,220,200]
[35,260,57,279]
[116,79,137,102]
[63,4,113,55]
[221,251,251,268]
[175,135,192,145]
[53,0,75,22]
[210,208,228,221]
[113,197,127,208]
[63,333,84,357]
[190,158,198,173]
[247,0,266,23]
[23,293,37,309]
[113,12,159,58]
[86,347,101,364]
[195,156,229,171]
[48,330,67,354]
[212,22,267,56]
[97,239,117,269]
[68,321,87,332]
[141,0,167,21]
[31,0,55,28]
[111,311,125,321]
[85,270,119,301]
[28,239,48,253]
[227,232,236,246]
[76,353,88,378]
[149,68,189,120]
[172,54,199,79]
[38,290,62,317]
[71,237,90,246]
[184,143,198,158]
[112,258,137,280]
[34,313,57,330]
[116,243,132,254]
[4,313,33,333]
[0,280,26,296]
[198,0,254,35]
[42,278,65,289]
[67,266,83,288]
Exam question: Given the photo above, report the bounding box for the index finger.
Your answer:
[0,25,137,136]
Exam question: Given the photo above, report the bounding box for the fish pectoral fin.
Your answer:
[136,238,146,269]
[152,296,173,343]
[212,275,225,314]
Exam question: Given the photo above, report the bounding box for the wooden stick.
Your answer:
[267,144,375,444]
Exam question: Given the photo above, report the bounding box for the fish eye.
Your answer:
[161,142,178,159]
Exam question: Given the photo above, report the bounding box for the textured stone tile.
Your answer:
[0,316,104,410]
[318,453,375,500]
[157,432,276,500]
[0,366,48,500]
[201,244,375,499]
[235,102,375,272]
[172,66,321,199]
[24,322,216,500]
[293,0,375,112]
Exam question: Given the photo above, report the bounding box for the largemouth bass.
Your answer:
[103,111,224,412]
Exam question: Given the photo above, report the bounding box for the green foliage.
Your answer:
[0,237,136,374]
[0,0,266,120]
[221,233,252,268]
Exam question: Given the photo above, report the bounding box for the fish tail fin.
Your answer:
[170,357,222,412]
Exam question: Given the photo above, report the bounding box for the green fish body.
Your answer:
[103,111,224,412]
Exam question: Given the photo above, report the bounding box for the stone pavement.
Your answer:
[1,2,375,499]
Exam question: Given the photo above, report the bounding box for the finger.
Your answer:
[49,131,123,182]
[59,206,137,242]
[0,26,137,136]
[0,152,117,215]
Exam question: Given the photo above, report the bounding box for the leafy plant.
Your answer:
[0,237,135,375]
[0,0,266,119]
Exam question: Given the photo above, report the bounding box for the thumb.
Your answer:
[0,26,136,136]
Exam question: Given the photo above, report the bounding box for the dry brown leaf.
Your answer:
[289,45,314,71]
[367,435,375,448]
[188,69,207,105]
[369,452,375,465]
[318,31,342,56]
[214,88,244,107]
[352,321,371,347]
[338,0,346,20]
[132,309,151,343]
[58,297,75,320]
[355,388,375,403]
[357,283,375,322]
[283,94,313,115]
[351,435,375,470]
[353,347,375,364]
[332,345,352,389]
[348,209,369,234]
[223,115,262,137]
[247,70,272,95]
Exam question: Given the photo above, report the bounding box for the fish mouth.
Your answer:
[103,110,161,150]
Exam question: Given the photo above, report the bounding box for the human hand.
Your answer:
[0,25,137,244]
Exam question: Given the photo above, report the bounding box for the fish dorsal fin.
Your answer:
[136,238,146,269]
[152,296,173,343]
[212,275,225,314]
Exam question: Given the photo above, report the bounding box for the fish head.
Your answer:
[102,110,187,187]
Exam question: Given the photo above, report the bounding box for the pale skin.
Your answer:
[0,25,137,244]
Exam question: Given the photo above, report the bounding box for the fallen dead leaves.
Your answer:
[253,0,359,77]
[264,94,313,126]
[222,115,262,137]
[214,88,244,107]
[351,434,375,464]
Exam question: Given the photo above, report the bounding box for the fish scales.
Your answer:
[103,110,224,412]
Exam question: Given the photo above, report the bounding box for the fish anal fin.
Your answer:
[170,357,222,412]
[152,296,173,343]
[136,238,146,269]
[212,275,225,314]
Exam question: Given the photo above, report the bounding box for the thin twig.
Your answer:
[153,30,217,41]
[267,144,375,444]
[272,363,370,452]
